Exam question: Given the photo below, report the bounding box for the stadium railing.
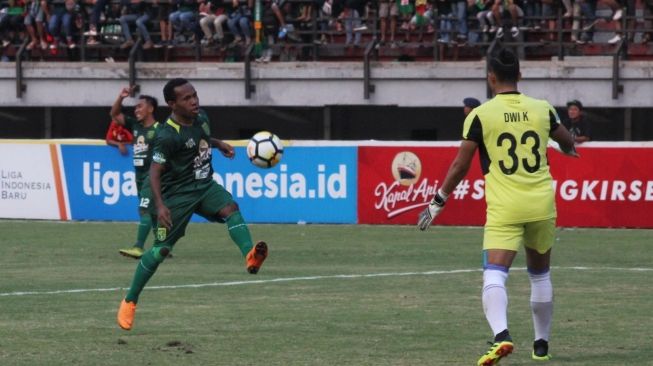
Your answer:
[3,0,652,62]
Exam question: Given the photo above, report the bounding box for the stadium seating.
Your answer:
[1,0,652,62]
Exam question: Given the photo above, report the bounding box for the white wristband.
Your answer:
[437,188,449,201]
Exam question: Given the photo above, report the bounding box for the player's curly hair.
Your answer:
[163,78,189,103]
[489,48,520,84]
[139,95,158,110]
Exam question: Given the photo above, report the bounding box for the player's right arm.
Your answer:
[150,131,175,229]
[418,139,477,230]
[440,139,478,195]
[150,161,171,229]
[110,87,133,125]
[418,111,481,230]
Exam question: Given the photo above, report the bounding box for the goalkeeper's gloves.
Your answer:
[417,189,448,231]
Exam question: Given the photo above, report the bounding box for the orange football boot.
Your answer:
[246,241,268,274]
[117,299,137,330]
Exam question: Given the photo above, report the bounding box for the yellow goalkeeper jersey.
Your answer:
[462,92,561,225]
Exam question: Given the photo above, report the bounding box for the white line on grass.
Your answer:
[0,266,651,298]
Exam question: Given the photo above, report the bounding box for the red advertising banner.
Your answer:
[358,145,653,228]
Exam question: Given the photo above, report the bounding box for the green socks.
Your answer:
[225,211,253,257]
[125,246,169,303]
[134,212,152,249]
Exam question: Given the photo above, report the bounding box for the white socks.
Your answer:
[529,270,553,341]
[482,268,509,337]
[482,267,553,341]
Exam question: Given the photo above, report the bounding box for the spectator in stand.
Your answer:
[271,0,294,40]
[198,0,228,47]
[540,0,558,41]
[82,0,107,45]
[47,0,79,49]
[119,0,154,49]
[0,0,26,48]
[521,0,540,30]
[436,0,454,44]
[463,97,481,116]
[488,0,523,39]
[605,0,624,44]
[312,0,332,44]
[563,99,592,143]
[256,0,280,62]
[226,0,253,46]
[343,0,367,47]
[642,0,653,43]
[475,0,493,35]
[452,0,468,42]
[24,0,48,50]
[296,1,313,23]
[410,0,435,41]
[106,119,134,155]
[398,0,415,43]
[152,0,172,48]
[575,0,622,44]
[169,0,198,45]
[379,0,398,47]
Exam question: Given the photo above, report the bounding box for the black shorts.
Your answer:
[156,3,171,21]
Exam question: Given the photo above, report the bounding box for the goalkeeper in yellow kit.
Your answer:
[418,47,578,365]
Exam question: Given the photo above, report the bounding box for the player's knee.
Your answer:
[152,246,172,263]
[218,202,239,218]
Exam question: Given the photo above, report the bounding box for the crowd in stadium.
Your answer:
[1,0,652,61]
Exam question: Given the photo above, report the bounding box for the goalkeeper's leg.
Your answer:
[478,263,513,366]
[526,248,553,360]
[524,220,555,360]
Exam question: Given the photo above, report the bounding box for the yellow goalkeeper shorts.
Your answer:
[483,218,556,254]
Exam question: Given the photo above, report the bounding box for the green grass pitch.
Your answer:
[0,221,651,365]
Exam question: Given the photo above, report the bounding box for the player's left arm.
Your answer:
[210,138,235,159]
[547,103,579,157]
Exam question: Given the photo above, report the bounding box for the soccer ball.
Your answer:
[246,131,283,169]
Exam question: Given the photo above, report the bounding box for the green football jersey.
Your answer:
[151,110,214,197]
[124,116,160,186]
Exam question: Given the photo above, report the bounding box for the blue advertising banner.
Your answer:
[61,145,139,221]
[217,146,357,223]
[60,145,357,223]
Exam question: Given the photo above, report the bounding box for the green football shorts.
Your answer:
[153,181,235,247]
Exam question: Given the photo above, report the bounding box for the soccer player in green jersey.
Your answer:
[110,86,160,259]
[418,48,578,365]
[117,78,268,331]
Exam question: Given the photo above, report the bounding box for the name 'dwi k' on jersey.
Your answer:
[462,92,562,225]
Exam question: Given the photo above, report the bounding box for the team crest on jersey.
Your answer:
[147,130,156,139]
[185,138,196,149]
[153,152,166,164]
[156,228,167,241]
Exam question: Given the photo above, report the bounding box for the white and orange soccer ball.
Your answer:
[246,131,284,169]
